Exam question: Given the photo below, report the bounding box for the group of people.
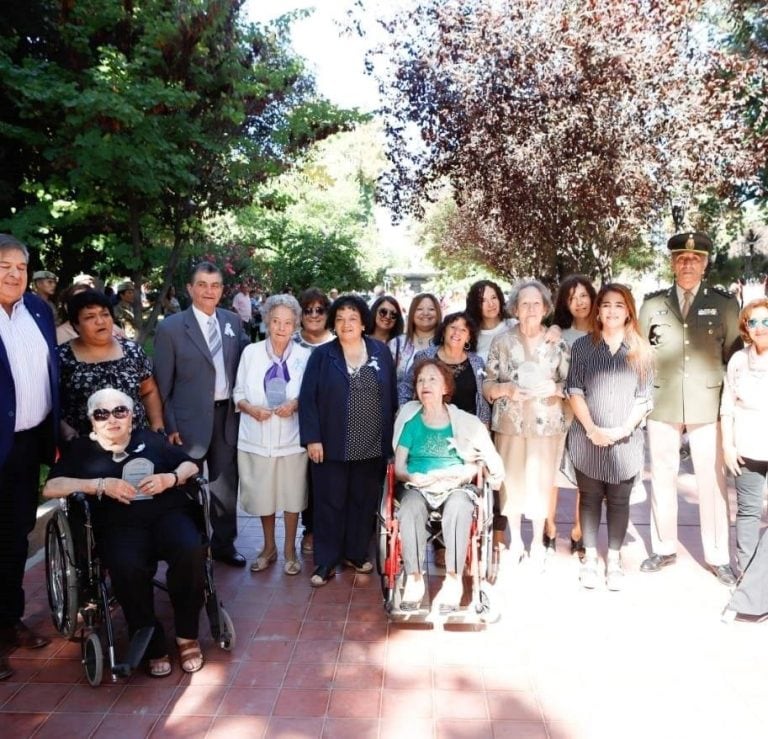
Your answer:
[2,227,767,681]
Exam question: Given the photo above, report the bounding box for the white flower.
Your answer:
[131,443,146,453]
[224,322,235,337]
[367,357,380,372]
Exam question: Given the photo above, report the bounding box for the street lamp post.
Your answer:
[745,228,758,281]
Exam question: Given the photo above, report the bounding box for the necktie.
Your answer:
[681,290,693,319]
[208,316,222,358]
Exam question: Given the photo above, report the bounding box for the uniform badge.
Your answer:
[698,308,718,316]
[685,234,695,250]
[653,309,669,316]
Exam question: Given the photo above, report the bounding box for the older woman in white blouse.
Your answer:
[234,294,311,576]
[721,298,768,574]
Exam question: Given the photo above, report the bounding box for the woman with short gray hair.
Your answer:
[234,294,311,575]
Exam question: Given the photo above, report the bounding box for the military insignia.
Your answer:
[653,309,669,316]
[685,234,695,250]
[698,308,717,316]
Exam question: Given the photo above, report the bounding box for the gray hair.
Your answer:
[507,279,554,319]
[87,388,134,416]
[263,293,301,329]
[0,234,29,260]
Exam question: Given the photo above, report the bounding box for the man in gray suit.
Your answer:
[153,262,248,566]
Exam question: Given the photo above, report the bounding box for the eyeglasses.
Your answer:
[746,318,768,329]
[303,306,326,316]
[378,308,398,320]
[91,406,131,421]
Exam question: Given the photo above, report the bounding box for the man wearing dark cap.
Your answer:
[31,270,58,317]
[114,280,138,339]
[639,231,740,585]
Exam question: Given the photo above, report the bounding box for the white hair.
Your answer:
[263,293,302,328]
[87,388,134,416]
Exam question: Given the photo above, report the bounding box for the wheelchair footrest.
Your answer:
[125,626,155,669]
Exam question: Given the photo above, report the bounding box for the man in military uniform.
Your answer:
[31,270,58,318]
[639,231,740,585]
[113,280,138,340]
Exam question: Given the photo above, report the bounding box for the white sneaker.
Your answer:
[606,557,625,591]
[401,576,425,608]
[580,556,600,589]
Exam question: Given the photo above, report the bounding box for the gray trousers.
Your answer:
[397,485,474,574]
[735,458,768,573]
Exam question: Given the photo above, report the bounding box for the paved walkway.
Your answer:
[2,466,766,738]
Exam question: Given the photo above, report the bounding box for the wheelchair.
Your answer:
[377,463,499,625]
[44,475,235,686]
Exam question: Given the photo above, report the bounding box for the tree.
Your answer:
[368,0,757,284]
[0,1,358,338]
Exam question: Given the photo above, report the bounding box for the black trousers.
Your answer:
[0,423,48,628]
[98,504,206,660]
[197,404,239,558]
[311,458,381,568]
[575,469,634,551]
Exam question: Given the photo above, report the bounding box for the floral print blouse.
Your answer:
[483,325,570,437]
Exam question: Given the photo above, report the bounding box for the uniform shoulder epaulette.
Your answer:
[643,288,667,300]
[709,285,737,300]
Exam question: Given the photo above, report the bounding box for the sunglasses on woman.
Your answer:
[746,318,768,329]
[378,308,398,320]
[303,306,326,316]
[91,405,131,421]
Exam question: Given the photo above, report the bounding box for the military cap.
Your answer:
[32,270,57,281]
[116,280,136,293]
[667,231,713,257]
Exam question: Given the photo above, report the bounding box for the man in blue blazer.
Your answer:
[0,235,59,680]
[153,262,248,566]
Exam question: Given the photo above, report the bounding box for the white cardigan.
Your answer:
[394,401,505,489]
[233,341,311,457]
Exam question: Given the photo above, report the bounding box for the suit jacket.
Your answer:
[639,283,740,425]
[0,293,59,467]
[299,336,397,461]
[153,306,246,458]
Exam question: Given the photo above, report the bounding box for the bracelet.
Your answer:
[96,478,105,501]
[170,470,179,487]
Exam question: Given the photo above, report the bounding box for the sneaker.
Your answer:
[401,576,425,608]
[606,556,625,591]
[579,556,600,589]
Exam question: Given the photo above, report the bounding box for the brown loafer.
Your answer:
[0,621,50,650]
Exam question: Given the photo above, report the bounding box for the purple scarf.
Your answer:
[264,338,292,393]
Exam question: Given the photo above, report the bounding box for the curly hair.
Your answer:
[434,311,479,352]
[465,279,507,326]
[553,274,596,329]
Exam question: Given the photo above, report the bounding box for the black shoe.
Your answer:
[709,564,736,586]
[570,537,585,555]
[640,553,677,573]
[213,551,247,568]
[0,655,12,680]
[0,621,51,650]
[542,532,556,552]
[310,565,335,587]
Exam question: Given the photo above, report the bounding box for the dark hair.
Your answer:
[553,275,597,328]
[412,357,455,403]
[434,311,478,352]
[189,260,222,283]
[67,289,114,327]
[405,293,442,342]
[367,295,405,340]
[326,293,371,331]
[298,287,330,312]
[465,280,507,326]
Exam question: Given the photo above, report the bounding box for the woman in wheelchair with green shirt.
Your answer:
[43,388,202,678]
[394,359,504,610]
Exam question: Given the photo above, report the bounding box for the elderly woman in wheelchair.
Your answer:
[43,387,204,678]
[393,358,504,611]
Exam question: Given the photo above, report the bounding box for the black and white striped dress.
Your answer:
[566,336,653,484]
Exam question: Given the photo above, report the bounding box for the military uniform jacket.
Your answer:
[639,283,740,425]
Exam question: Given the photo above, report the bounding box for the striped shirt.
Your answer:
[566,335,653,483]
[0,298,52,431]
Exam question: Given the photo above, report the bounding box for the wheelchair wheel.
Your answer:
[45,510,79,639]
[218,606,236,651]
[82,632,104,686]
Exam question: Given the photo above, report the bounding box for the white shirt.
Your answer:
[232,292,252,322]
[191,305,229,401]
[0,299,52,431]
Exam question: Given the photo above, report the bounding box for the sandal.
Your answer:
[310,565,335,587]
[176,639,204,674]
[148,655,172,678]
[301,533,314,554]
[343,558,373,574]
[250,549,277,572]
[284,558,301,576]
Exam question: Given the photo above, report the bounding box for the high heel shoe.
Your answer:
[570,537,585,556]
[542,532,556,552]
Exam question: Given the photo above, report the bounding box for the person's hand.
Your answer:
[723,445,743,477]
[587,427,614,447]
[605,426,629,443]
[137,473,173,496]
[104,478,138,505]
[505,384,529,402]
[242,402,272,421]
[273,400,297,418]
[409,472,435,488]
[527,380,560,399]
[167,431,183,446]
[543,325,562,344]
[307,442,324,464]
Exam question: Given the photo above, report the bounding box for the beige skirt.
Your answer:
[495,433,563,520]
[238,451,308,516]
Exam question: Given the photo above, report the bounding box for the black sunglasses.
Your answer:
[303,306,326,316]
[746,318,768,329]
[91,405,131,421]
[378,308,398,320]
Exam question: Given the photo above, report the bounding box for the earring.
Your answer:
[89,431,98,441]
[464,342,470,351]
